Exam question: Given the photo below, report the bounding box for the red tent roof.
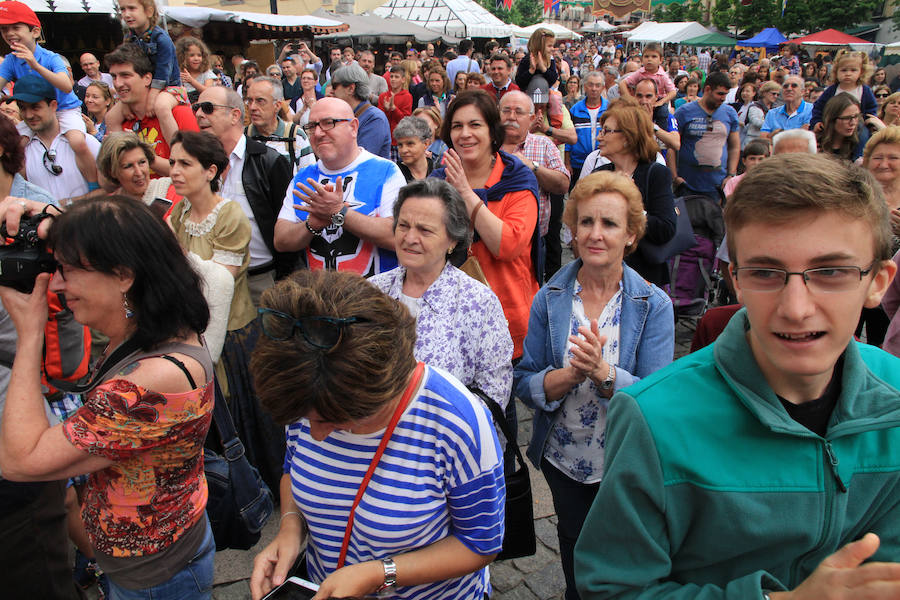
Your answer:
[786,29,870,45]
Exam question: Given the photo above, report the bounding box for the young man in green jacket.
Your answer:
[575,153,900,600]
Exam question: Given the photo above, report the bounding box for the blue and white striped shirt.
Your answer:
[284,365,506,600]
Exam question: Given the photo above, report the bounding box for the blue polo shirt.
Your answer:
[0,45,81,111]
[761,100,812,133]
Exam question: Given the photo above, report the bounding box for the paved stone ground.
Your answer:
[208,320,697,600]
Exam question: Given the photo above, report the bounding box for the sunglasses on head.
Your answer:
[258,308,370,350]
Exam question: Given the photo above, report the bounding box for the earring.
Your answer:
[123,293,135,319]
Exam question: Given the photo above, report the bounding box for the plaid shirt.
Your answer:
[513,133,569,237]
[697,51,711,73]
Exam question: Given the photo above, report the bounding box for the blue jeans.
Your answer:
[108,518,215,600]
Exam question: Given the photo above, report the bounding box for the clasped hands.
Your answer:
[292,175,345,230]
[568,319,611,390]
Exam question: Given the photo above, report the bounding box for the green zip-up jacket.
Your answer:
[574,308,900,599]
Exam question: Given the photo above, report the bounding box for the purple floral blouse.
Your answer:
[370,263,514,408]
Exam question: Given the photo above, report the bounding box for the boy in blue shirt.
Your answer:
[0,1,97,186]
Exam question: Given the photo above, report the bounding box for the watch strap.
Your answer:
[376,557,397,592]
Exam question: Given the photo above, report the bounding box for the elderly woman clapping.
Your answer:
[370,178,513,409]
[249,270,505,600]
[514,170,674,600]
[394,116,437,182]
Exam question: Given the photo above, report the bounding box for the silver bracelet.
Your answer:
[281,511,302,521]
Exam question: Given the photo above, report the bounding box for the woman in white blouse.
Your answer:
[514,171,674,600]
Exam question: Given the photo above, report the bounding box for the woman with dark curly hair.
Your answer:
[0,194,215,599]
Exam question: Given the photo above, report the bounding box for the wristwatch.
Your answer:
[305,220,324,236]
[330,204,348,227]
[599,363,616,392]
[375,557,397,593]
[530,162,539,174]
[545,126,553,137]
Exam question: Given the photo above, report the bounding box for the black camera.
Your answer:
[0,213,56,293]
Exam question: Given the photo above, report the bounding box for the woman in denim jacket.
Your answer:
[513,171,674,600]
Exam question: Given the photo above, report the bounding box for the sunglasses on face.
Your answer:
[782,82,800,89]
[258,308,370,350]
[876,93,890,99]
[191,101,232,114]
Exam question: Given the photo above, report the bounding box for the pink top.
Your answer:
[623,66,676,96]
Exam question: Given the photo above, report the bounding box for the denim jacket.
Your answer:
[514,258,674,469]
[126,26,180,89]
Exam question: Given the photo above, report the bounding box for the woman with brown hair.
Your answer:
[589,99,676,286]
[817,92,864,162]
[248,270,505,600]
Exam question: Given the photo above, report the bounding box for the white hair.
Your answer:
[772,129,817,154]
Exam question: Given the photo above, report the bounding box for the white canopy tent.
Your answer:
[624,21,711,44]
[161,6,346,32]
[374,0,514,39]
[580,20,616,33]
[513,21,583,41]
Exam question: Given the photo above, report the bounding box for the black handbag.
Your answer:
[204,379,275,551]
[639,195,697,265]
[470,389,536,561]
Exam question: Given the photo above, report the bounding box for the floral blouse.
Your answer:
[62,378,213,556]
[369,263,514,408]
[545,277,622,484]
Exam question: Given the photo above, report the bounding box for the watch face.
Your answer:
[331,213,345,227]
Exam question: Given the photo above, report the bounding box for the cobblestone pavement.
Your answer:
[210,321,697,600]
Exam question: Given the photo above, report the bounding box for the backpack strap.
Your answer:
[354,100,372,119]
[286,122,298,167]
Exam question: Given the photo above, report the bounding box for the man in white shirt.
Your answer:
[14,75,99,203]
[274,97,405,276]
[196,85,295,304]
[77,52,113,88]
[358,50,387,106]
[446,40,480,87]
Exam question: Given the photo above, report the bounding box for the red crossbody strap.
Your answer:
[336,361,425,569]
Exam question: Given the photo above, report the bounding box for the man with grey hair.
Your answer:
[500,90,570,278]
[567,70,608,183]
[358,50,387,106]
[331,63,391,159]
[772,128,818,154]
[607,60,640,100]
[195,84,296,303]
[245,76,314,173]
[761,74,812,140]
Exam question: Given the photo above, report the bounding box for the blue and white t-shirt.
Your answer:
[278,149,405,275]
[675,101,739,195]
[0,45,81,110]
[283,365,505,600]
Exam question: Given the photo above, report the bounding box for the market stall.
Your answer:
[17,0,123,62]
[624,21,711,44]
[373,0,514,40]
[786,28,880,54]
[680,31,737,48]
[314,9,459,46]
[513,21,583,41]
[734,27,787,59]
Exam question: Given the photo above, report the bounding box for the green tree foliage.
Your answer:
[479,0,543,27]
[672,0,880,35]
[653,0,706,24]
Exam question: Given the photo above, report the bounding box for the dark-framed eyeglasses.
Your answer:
[876,92,891,99]
[733,261,877,293]
[301,117,352,135]
[191,101,232,114]
[258,308,370,350]
[598,127,623,136]
[43,149,62,176]
[835,112,861,123]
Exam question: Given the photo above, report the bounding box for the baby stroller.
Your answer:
[667,194,725,321]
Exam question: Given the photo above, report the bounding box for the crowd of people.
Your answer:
[0,1,899,599]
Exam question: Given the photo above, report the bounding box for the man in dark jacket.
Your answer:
[195,85,297,305]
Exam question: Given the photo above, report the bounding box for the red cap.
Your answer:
[0,1,41,28]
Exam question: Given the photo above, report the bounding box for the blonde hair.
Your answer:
[564,170,647,256]
[599,98,660,164]
[830,50,872,87]
[863,125,900,168]
[527,28,555,64]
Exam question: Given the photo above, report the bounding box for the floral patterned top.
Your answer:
[544,277,622,484]
[369,263,514,408]
[62,377,214,556]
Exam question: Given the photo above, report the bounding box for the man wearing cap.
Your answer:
[104,42,199,176]
[77,52,113,89]
[565,71,608,183]
[14,74,100,203]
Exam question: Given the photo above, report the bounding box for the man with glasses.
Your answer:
[77,52,112,89]
[274,97,405,276]
[576,153,900,600]
[674,71,740,201]
[330,63,391,159]
[499,91,570,280]
[244,76,314,174]
[195,85,295,304]
[13,74,99,202]
[761,75,812,140]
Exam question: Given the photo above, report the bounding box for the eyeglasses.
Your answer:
[54,262,93,281]
[782,82,800,89]
[876,93,890,99]
[258,308,370,350]
[835,112,861,122]
[43,149,62,176]
[301,117,351,135]
[598,127,623,136]
[500,107,532,117]
[192,101,232,114]
[733,262,877,293]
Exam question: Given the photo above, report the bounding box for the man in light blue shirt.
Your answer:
[761,75,812,139]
